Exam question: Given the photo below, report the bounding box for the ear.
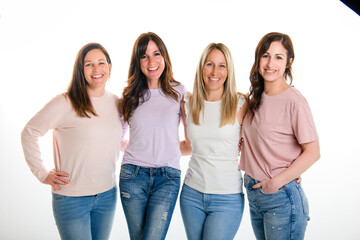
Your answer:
[288,58,293,66]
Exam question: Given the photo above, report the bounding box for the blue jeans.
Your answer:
[119,164,181,240]
[180,184,244,240]
[244,175,310,240]
[52,186,117,240]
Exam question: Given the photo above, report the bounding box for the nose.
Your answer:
[210,66,216,75]
[92,65,100,73]
[266,57,273,67]
[148,56,155,65]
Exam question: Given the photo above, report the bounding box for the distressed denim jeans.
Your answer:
[119,164,181,240]
[180,184,244,240]
[244,175,310,240]
[52,186,117,240]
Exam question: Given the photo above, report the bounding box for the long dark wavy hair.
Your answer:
[119,32,180,122]
[67,42,111,118]
[248,32,294,122]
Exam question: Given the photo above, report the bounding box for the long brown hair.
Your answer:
[190,43,240,127]
[119,32,180,122]
[67,42,111,118]
[248,32,294,121]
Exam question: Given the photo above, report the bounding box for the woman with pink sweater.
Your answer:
[21,43,123,240]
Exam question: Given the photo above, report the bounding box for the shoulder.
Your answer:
[286,87,309,105]
[171,82,186,95]
[49,93,70,107]
[237,92,248,110]
[184,91,192,103]
[33,93,70,118]
[104,91,120,101]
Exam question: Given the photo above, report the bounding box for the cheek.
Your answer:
[140,62,147,72]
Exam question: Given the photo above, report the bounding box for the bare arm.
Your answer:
[237,96,248,155]
[180,100,192,156]
[253,140,320,193]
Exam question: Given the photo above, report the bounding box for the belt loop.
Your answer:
[161,167,165,175]
[135,165,140,175]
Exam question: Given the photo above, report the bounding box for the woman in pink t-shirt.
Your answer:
[240,32,320,240]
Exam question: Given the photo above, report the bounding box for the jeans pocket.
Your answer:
[164,167,181,180]
[120,164,137,180]
[296,183,309,215]
[259,187,285,195]
[52,193,69,201]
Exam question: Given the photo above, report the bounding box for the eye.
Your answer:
[206,63,213,67]
[276,56,283,60]
[140,55,147,59]
[262,54,269,58]
[220,64,226,68]
[85,63,92,67]
[154,52,161,56]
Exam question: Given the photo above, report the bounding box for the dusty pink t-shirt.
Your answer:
[239,87,318,181]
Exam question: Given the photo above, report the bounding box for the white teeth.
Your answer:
[148,67,158,71]
[93,75,103,79]
[210,78,220,81]
[266,69,275,73]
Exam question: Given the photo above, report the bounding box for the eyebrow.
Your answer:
[206,60,227,64]
[264,52,285,57]
[84,58,106,63]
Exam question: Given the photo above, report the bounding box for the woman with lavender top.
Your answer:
[118,32,185,240]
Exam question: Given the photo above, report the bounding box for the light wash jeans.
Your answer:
[119,164,181,240]
[244,175,310,240]
[52,186,117,240]
[180,184,244,240]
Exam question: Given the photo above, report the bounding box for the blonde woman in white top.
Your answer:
[180,43,248,240]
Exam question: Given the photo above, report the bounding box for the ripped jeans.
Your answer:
[119,164,181,240]
[244,175,310,240]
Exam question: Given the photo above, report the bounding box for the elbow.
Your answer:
[315,141,321,161]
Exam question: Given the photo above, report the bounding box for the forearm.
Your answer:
[272,140,320,188]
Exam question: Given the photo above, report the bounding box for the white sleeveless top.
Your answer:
[184,93,245,194]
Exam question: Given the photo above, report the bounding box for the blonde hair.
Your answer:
[189,43,240,127]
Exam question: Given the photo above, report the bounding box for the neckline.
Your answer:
[263,86,292,97]
[204,99,221,103]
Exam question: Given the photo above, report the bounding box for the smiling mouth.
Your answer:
[209,77,220,81]
[92,74,104,79]
[148,67,159,71]
[265,69,276,73]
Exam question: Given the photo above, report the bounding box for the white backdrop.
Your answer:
[1,0,359,239]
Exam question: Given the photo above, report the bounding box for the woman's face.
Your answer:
[202,48,228,95]
[83,49,111,95]
[259,41,288,83]
[140,40,165,87]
